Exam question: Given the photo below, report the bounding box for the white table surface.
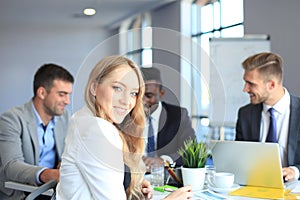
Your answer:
[6,179,300,199]
[152,180,300,200]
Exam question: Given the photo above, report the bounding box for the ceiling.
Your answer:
[0,0,175,29]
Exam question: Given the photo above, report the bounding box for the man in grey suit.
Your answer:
[235,52,300,182]
[140,67,196,168]
[0,64,74,199]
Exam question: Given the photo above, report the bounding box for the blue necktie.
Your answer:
[266,108,277,143]
[147,117,155,157]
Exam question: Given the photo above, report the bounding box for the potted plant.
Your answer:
[178,138,209,191]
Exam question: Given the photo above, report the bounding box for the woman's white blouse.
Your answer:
[56,106,126,200]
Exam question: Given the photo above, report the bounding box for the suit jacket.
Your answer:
[156,102,196,166]
[235,94,300,173]
[0,100,70,199]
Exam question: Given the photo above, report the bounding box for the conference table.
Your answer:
[153,184,300,200]
[151,178,300,200]
[5,178,300,199]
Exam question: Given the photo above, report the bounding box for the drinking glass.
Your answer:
[204,165,216,188]
[150,163,165,187]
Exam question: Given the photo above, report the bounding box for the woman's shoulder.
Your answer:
[71,106,122,146]
[73,107,116,131]
[70,108,124,171]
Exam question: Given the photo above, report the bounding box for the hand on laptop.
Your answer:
[282,167,295,182]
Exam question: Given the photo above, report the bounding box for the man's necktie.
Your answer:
[147,116,155,157]
[266,107,277,143]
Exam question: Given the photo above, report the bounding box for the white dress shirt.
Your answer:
[260,88,299,179]
[143,102,174,164]
[143,102,162,152]
[56,106,126,200]
[261,88,290,166]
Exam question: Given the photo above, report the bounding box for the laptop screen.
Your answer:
[211,140,284,189]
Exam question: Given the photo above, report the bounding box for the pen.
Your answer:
[154,185,178,193]
[164,188,175,192]
[164,162,183,186]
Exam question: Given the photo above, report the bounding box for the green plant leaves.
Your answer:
[178,138,209,168]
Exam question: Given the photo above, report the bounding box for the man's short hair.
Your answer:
[33,63,74,96]
[140,67,162,84]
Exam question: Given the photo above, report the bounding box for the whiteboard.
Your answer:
[208,37,271,126]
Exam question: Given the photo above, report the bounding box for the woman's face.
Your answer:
[94,64,140,124]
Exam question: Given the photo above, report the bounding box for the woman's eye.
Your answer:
[113,86,122,92]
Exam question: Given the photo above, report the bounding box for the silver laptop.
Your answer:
[211,140,284,189]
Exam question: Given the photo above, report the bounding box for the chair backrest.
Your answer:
[25,179,57,200]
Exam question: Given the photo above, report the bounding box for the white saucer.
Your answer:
[208,183,240,194]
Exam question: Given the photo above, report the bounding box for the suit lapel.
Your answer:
[251,104,262,141]
[158,104,167,132]
[157,102,182,150]
[54,119,63,160]
[287,95,300,165]
[24,101,40,164]
[157,104,167,149]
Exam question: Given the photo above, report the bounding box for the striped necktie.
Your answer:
[266,107,277,143]
[147,116,155,156]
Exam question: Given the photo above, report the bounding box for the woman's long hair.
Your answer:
[84,55,146,199]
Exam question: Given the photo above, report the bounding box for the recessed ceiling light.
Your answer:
[83,8,96,16]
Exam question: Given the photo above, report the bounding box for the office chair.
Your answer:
[25,179,57,200]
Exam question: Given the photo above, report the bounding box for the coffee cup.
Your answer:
[209,172,234,188]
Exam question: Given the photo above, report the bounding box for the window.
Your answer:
[118,1,244,141]
[192,0,244,58]
[119,13,152,67]
[184,0,244,140]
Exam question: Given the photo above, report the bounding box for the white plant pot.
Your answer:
[181,167,206,191]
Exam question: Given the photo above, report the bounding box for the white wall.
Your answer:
[151,1,182,106]
[244,0,300,96]
[3,0,300,114]
[0,23,115,114]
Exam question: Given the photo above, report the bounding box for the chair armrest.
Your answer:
[25,179,57,200]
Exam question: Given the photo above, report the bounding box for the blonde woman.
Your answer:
[56,55,193,199]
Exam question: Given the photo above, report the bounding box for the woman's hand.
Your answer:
[141,179,153,199]
[164,185,193,200]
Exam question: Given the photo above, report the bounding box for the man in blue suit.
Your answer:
[235,52,300,182]
[0,64,74,199]
[140,67,196,168]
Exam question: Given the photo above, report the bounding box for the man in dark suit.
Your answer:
[0,64,74,199]
[235,52,300,182]
[140,67,196,168]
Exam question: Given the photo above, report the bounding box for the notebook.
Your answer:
[211,140,284,189]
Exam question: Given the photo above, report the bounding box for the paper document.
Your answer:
[229,186,285,199]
